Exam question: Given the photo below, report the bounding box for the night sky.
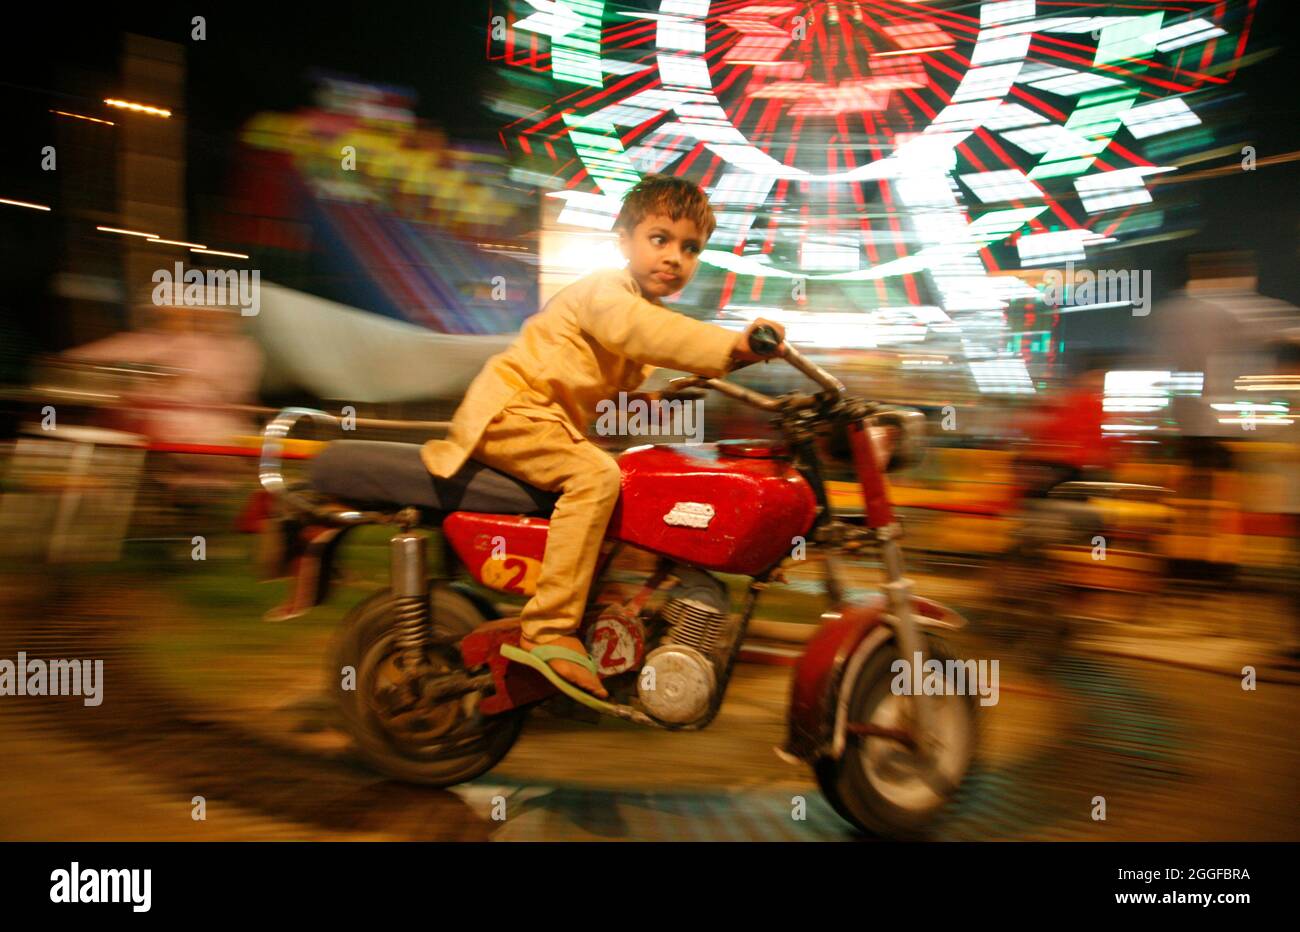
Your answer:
[2,1,1299,355]
[3,5,493,217]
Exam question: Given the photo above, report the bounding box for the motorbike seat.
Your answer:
[307,440,557,517]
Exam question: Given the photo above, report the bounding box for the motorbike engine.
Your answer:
[638,566,734,726]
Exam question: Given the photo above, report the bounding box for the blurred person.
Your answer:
[1015,351,1118,498]
[1146,253,1300,584]
[1272,340,1300,660]
[965,355,1128,660]
[1152,251,1300,485]
[61,303,265,529]
[64,304,263,448]
[993,353,1120,593]
[421,174,784,699]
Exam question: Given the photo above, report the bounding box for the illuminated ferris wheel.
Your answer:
[492,0,1257,364]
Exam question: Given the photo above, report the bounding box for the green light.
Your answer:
[1095,12,1164,67]
[552,0,606,88]
[562,114,639,197]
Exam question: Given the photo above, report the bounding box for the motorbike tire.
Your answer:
[978,542,1070,666]
[332,585,525,787]
[815,633,978,839]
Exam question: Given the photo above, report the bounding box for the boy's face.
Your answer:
[617,213,705,300]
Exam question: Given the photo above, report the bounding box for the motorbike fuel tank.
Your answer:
[442,443,819,592]
[607,443,817,576]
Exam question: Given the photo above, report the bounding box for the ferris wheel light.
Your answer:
[982,0,1035,27]
[1029,71,1126,95]
[951,63,1022,103]
[800,238,860,272]
[545,190,623,231]
[1154,19,1227,52]
[514,0,585,40]
[971,35,1032,66]
[1074,166,1173,213]
[657,54,712,88]
[983,103,1050,130]
[1121,98,1201,139]
[1016,231,1090,267]
[872,45,954,58]
[959,169,1043,204]
[505,0,1251,364]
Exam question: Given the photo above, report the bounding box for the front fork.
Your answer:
[877,537,940,760]
[844,416,942,761]
[825,530,941,763]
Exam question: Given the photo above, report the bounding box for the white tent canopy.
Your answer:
[249,281,515,402]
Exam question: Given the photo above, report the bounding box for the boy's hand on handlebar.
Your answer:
[731,318,786,363]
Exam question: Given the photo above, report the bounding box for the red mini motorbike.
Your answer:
[258,329,977,837]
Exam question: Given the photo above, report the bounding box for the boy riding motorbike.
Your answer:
[420,174,784,698]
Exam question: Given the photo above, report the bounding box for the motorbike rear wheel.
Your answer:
[332,585,524,786]
[972,537,1071,665]
[816,633,977,839]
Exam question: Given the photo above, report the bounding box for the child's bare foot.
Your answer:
[519,634,609,699]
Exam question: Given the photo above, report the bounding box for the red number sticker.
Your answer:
[599,627,624,668]
[502,557,528,594]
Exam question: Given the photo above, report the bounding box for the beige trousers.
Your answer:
[469,408,622,643]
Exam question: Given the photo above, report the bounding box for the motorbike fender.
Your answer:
[782,596,969,763]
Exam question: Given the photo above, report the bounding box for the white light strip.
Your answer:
[0,198,51,211]
[191,247,250,259]
[97,225,157,237]
[50,110,114,126]
[104,98,172,118]
[148,237,208,249]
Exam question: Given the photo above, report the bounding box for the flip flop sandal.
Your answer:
[499,642,615,713]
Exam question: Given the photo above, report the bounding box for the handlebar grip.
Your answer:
[748,324,781,357]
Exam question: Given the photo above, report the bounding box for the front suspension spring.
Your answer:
[393,595,430,669]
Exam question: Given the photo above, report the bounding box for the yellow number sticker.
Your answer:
[479,554,542,596]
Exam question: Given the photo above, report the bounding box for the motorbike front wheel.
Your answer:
[816,633,978,838]
[332,585,525,786]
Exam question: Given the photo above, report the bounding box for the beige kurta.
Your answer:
[420,266,737,479]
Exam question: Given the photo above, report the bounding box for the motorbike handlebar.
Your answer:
[668,329,846,412]
[782,342,847,397]
[748,323,782,358]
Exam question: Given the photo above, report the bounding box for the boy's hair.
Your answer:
[616,173,716,241]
